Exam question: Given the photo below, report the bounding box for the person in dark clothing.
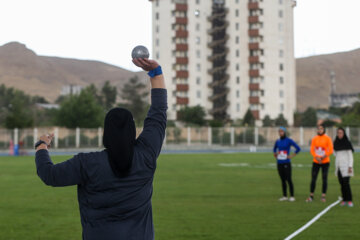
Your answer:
[273,127,301,202]
[34,58,167,240]
[334,127,355,207]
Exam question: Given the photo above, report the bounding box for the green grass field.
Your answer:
[0,152,359,240]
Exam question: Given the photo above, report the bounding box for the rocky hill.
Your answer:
[296,48,360,111]
[0,42,147,103]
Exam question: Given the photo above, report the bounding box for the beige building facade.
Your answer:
[150,0,296,125]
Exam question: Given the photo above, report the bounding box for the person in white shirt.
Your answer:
[333,127,354,207]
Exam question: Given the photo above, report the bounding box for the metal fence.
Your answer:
[1,127,360,150]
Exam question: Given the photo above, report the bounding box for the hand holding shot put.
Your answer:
[34,48,167,240]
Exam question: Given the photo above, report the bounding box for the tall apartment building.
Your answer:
[150,0,297,125]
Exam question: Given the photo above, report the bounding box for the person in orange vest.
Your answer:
[306,125,334,202]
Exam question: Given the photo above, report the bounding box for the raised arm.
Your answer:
[133,58,167,165]
[35,135,84,187]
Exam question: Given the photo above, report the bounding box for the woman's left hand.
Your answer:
[349,167,353,174]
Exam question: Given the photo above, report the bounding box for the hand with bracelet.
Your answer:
[35,133,54,151]
[132,58,165,89]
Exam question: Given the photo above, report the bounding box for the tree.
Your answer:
[242,108,255,126]
[55,89,104,128]
[274,114,288,127]
[341,102,360,127]
[301,107,318,127]
[119,76,149,126]
[101,81,117,110]
[178,105,206,126]
[262,115,273,127]
[5,93,33,129]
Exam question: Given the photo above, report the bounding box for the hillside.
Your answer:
[0,42,147,103]
[296,48,360,111]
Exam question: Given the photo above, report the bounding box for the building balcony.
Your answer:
[176,30,188,38]
[177,97,189,105]
[176,70,189,78]
[176,57,188,64]
[248,2,260,10]
[248,43,260,50]
[176,84,189,91]
[249,96,260,104]
[251,110,260,120]
[175,3,188,12]
[249,69,260,77]
[248,56,259,64]
[176,44,188,51]
[176,17,188,25]
[248,29,260,37]
[248,16,259,23]
[249,83,260,91]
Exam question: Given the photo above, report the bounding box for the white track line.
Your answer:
[284,199,341,240]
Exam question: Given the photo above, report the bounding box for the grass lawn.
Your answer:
[0,152,359,240]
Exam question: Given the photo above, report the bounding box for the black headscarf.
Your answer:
[334,127,354,152]
[103,108,136,177]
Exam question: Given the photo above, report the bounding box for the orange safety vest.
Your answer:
[310,134,334,164]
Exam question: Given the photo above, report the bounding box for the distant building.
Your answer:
[60,85,83,96]
[150,0,297,125]
[316,110,341,125]
[329,71,360,108]
[36,103,60,110]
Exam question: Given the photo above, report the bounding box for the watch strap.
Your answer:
[35,140,47,150]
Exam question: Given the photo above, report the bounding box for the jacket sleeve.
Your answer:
[273,141,278,153]
[326,137,334,156]
[35,149,85,187]
[137,89,167,167]
[291,139,301,154]
[310,137,317,157]
[348,150,354,168]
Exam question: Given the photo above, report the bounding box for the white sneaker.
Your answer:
[289,197,296,202]
[279,197,288,201]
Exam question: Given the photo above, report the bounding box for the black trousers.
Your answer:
[277,163,294,197]
[310,162,330,194]
[338,170,353,201]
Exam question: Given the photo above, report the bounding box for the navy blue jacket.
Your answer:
[273,137,301,164]
[35,89,167,240]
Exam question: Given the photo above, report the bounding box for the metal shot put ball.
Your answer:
[131,45,150,59]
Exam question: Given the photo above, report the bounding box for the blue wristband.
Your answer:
[148,65,163,78]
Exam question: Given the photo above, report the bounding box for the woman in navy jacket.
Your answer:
[34,58,166,240]
[273,127,301,202]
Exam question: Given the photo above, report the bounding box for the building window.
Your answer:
[196,37,201,44]
[279,63,284,71]
[236,90,240,98]
[279,49,284,57]
[236,50,240,57]
[155,0,159,7]
[195,10,200,17]
[237,103,240,112]
[235,9,239,17]
[196,63,201,71]
[156,52,160,59]
[236,0,239,3]
[261,104,265,110]
[196,0,200,4]
[236,76,240,84]
[280,103,284,112]
[278,23,283,32]
[197,90,201,98]
[155,25,160,33]
[236,36,240,44]
[196,50,201,58]
[236,23,240,30]
[279,0,283,4]
[279,76,284,84]
[280,90,284,98]
[261,90,265,96]
[155,38,160,46]
[236,64,240,71]
[279,10,283,18]
[196,77,201,85]
[155,12,159,20]
[196,23,201,31]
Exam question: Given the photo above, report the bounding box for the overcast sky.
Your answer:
[1,0,359,71]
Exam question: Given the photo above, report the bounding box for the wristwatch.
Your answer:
[35,140,47,150]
